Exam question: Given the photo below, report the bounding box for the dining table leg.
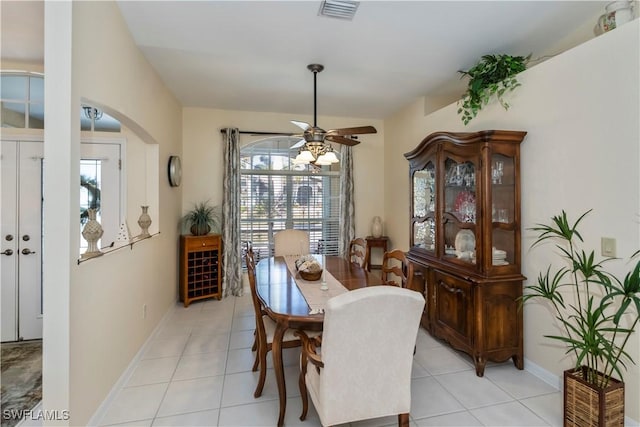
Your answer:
[273,322,288,427]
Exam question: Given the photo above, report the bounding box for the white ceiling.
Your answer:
[2,1,609,120]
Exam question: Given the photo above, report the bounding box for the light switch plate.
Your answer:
[601,237,616,258]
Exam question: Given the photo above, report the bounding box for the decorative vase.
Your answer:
[138,205,152,238]
[595,1,635,35]
[564,367,625,427]
[371,216,383,238]
[81,208,103,258]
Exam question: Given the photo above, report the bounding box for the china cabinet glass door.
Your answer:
[490,153,515,267]
[412,162,436,252]
[443,156,477,266]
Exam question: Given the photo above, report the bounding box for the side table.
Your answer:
[365,236,389,272]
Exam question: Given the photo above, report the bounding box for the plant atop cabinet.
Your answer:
[457,54,530,125]
[181,200,221,236]
[521,210,639,426]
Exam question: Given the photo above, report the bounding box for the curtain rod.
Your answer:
[220,129,294,136]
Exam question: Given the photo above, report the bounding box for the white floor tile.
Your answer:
[104,419,153,427]
[413,410,483,426]
[485,363,559,399]
[156,376,224,418]
[142,335,188,360]
[221,365,301,408]
[191,319,233,336]
[126,357,180,387]
[218,396,321,427]
[470,400,550,426]
[183,332,230,355]
[229,329,256,350]
[413,346,473,375]
[152,409,219,426]
[520,392,563,427]
[225,348,258,374]
[231,314,256,332]
[409,376,465,419]
[173,350,228,381]
[99,383,168,425]
[435,370,514,409]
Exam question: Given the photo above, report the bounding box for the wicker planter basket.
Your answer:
[564,367,624,427]
[298,269,322,281]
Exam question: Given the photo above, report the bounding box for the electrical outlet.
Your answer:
[601,237,616,258]
[142,303,147,319]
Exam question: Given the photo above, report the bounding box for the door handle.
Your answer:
[21,248,36,255]
[2,249,13,256]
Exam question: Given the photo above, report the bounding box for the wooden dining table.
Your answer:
[255,255,384,426]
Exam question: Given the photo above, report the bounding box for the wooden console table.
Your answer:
[365,236,389,272]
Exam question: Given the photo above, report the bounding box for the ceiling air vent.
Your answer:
[318,0,359,20]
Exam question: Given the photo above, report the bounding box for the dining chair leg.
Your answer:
[298,354,309,421]
[254,346,268,398]
[251,342,260,372]
[398,413,409,427]
[251,329,257,351]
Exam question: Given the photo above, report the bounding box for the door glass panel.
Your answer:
[491,153,515,266]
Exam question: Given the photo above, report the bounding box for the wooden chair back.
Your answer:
[274,229,310,256]
[381,249,413,288]
[348,238,367,268]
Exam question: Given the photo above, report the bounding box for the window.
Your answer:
[79,142,122,255]
[240,138,340,262]
[1,73,121,132]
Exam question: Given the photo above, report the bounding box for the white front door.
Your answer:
[1,140,44,342]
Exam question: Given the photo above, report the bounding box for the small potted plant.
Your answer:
[457,53,530,125]
[181,200,221,236]
[521,210,639,426]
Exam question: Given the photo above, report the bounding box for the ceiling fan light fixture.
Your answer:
[321,150,339,164]
[296,149,316,164]
[318,0,359,20]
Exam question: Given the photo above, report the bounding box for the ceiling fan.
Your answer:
[290,64,377,165]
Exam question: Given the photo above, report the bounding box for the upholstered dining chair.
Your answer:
[274,229,310,257]
[381,249,413,288]
[295,286,425,427]
[245,248,318,397]
[348,237,367,269]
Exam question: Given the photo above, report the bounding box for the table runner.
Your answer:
[283,255,348,313]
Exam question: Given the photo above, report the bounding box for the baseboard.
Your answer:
[86,302,177,426]
[524,358,639,426]
[523,357,561,390]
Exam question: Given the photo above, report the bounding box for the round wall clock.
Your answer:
[167,155,182,187]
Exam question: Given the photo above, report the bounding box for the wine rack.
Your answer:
[180,234,222,306]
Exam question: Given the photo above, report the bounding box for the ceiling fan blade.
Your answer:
[290,138,306,149]
[291,120,312,131]
[326,126,377,136]
[325,135,360,146]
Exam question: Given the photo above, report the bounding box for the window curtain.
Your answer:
[222,128,243,296]
[338,145,355,257]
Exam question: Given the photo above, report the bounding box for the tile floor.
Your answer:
[97,293,563,427]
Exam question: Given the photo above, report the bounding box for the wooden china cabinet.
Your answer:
[404,130,526,376]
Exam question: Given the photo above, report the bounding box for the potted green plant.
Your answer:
[181,200,221,236]
[457,53,530,125]
[521,210,640,426]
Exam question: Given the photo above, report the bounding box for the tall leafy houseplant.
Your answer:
[182,201,221,236]
[521,210,640,388]
[457,54,530,125]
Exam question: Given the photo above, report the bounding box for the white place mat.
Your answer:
[283,255,348,313]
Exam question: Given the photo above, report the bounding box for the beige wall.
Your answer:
[182,108,385,242]
[44,2,183,425]
[384,20,640,421]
